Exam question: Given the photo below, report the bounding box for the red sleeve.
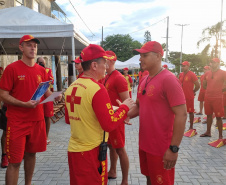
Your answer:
[64,105,70,124]
[163,76,186,107]
[116,76,128,93]
[191,72,198,82]
[0,65,15,92]
[92,87,129,132]
[128,76,133,83]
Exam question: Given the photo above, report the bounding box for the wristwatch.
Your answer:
[169,145,179,153]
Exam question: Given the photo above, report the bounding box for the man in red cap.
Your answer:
[200,58,226,139]
[162,64,168,69]
[128,41,187,185]
[37,57,54,145]
[196,66,210,115]
[123,67,133,98]
[179,61,200,134]
[74,56,83,78]
[0,35,61,185]
[103,50,130,184]
[64,44,135,185]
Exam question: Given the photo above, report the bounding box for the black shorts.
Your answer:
[0,106,7,131]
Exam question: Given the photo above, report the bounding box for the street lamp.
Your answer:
[175,24,189,73]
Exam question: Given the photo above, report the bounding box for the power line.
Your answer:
[68,0,95,36]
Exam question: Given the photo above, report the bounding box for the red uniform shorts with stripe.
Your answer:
[6,119,46,163]
[185,99,194,113]
[204,98,224,117]
[198,91,205,102]
[139,148,175,185]
[44,102,54,117]
[68,146,108,185]
[223,94,226,107]
[108,123,125,148]
[129,91,132,98]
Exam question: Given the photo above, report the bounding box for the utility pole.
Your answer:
[175,24,189,73]
[219,0,223,61]
[165,16,169,63]
[101,26,103,47]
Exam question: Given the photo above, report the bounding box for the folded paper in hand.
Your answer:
[31,80,52,101]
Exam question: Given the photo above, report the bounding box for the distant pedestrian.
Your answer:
[74,56,83,78]
[162,64,168,69]
[123,67,133,98]
[179,61,200,134]
[200,58,226,139]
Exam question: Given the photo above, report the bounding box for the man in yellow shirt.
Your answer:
[123,68,133,98]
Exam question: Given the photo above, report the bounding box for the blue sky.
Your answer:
[55,0,226,61]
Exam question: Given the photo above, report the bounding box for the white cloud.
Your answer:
[55,0,226,61]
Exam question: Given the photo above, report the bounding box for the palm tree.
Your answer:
[197,21,226,58]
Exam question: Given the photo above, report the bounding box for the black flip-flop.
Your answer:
[108,176,117,179]
[200,134,211,137]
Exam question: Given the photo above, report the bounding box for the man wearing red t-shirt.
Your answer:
[138,63,149,85]
[196,66,210,115]
[65,44,135,185]
[123,68,133,98]
[128,41,187,185]
[0,35,61,185]
[74,56,83,78]
[37,57,54,145]
[104,51,130,184]
[179,61,200,133]
[200,58,226,139]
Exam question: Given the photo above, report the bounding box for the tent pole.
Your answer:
[52,55,57,91]
[72,36,76,81]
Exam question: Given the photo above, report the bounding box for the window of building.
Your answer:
[15,0,24,6]
[33,0,40,13]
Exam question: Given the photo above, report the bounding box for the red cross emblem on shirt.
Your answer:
[66,87,81,112]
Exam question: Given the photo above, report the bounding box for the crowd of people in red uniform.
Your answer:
[0,34,225,185]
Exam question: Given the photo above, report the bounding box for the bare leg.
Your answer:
[116,147,129,185]
[108,145,118,178]
[45,117,51,140]
[1,130,6,154]
[6,162,21,185]
[146,176,151,185]
[24,152,36,185]
[200,101,204,114]
[216,117,223,139]
[189,112,194,129]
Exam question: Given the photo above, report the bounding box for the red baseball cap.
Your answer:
[211,58,220,63]
[80,44,111,62]
[204,66,210,70]
[106,50,117,61]
[162,64,168,69]
[133,41,164,56]
[123,67,129,71]
[19,35,40,45]
[181,61,190,66]
[74,57,82,64]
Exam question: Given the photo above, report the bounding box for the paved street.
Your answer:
[1,87,226,185]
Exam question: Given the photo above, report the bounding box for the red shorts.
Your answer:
[185,99,194,113]
[108,123,125,148]
[139,149,175,185]
[44,102,54,117]
[198,91,205,102]
[223,94,226,107]
[129,91,132,98]
[204,98,224,117]
[68,146,108,185]
[6,120,46,163]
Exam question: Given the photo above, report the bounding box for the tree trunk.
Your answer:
[55,55,62,91]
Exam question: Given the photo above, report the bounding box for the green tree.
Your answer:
[144,30,151,43]
[197,21,226,58]
[101,34,142,61]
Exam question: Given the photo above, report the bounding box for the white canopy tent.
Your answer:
[0,6,90,90]
[115,55,175,69]
[0,6,90,56]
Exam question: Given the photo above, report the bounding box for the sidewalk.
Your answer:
[1,87,226,185]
